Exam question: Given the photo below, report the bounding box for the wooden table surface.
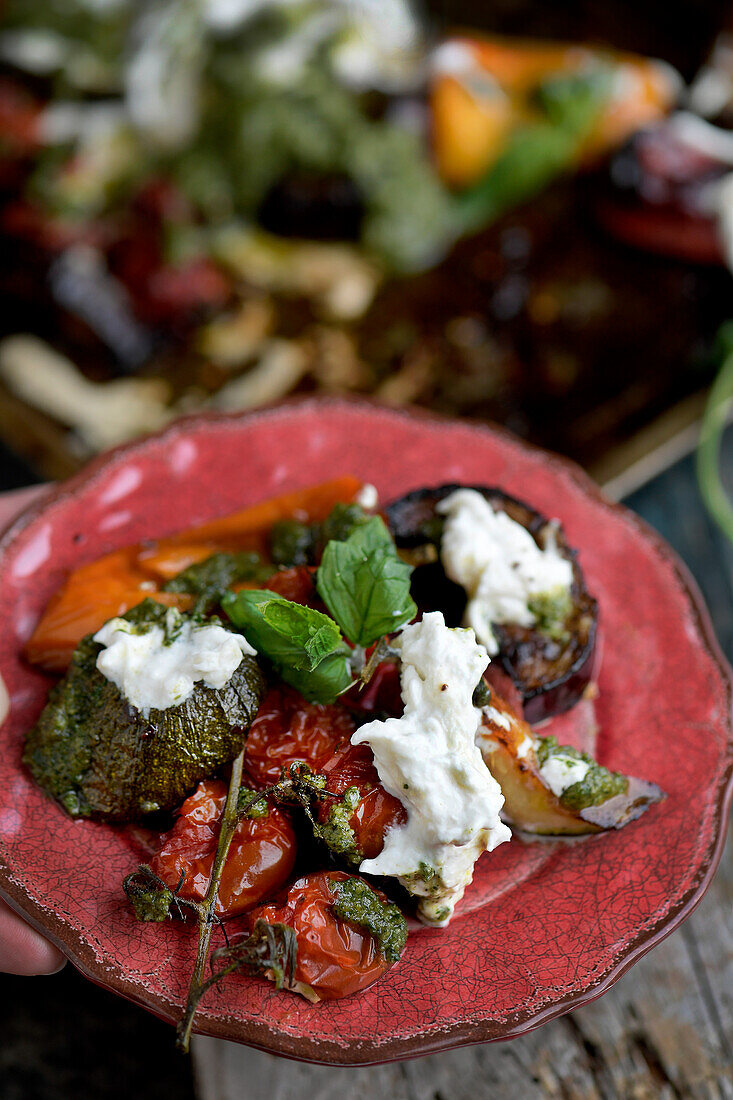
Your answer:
[1,442,731,1100]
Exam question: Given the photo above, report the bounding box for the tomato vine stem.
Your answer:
[176,747,245,1052]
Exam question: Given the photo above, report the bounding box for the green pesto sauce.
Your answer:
[237,788,270,819]
[527,586,573,644]
[318,503,370,547]
[106,603,190,645]
[313,786,362,865]
[269,519,316,567]
[401,861,442,897]
[268,502,371,568]
[330,878,407,964]
[128,880,174,923]
[163,551,270,612]
[472,679,492,708]
[535,735,629,811]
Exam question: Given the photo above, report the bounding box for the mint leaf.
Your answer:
[279,651,353,704]
[221,589,352,703]
[316,517,416,647]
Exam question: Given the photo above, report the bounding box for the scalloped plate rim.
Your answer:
[0,396,731,1066]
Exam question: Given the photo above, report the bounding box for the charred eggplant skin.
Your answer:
[23,600,265,822]
[385,484,598,723]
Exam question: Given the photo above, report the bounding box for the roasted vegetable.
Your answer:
[475,687,664,834]
[150,778,297,917]
[386,484,598,722]
[23,600,265,821]
[25,477,364,671]
[248,870,406,1000]
[431,35,677,190]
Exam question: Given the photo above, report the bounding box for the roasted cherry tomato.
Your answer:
[261,566,324,609]
[244,685,354,789]
[150,779,296,918]
[345,660,403,718]
[319,742,406,860]
[248,870,393,999]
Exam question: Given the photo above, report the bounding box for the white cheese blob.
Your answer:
[39,102,127,146]
[93,614,256,715]
[429,40,477,77]
[0,29,69,74]
[437,488,573,654]
[124,3,203,150]
[688,40,733,119]
[353,612,510,926]
[666,110,733,165]
[355,483,378,510]
[538,752,591,798]
[484,703,511,731]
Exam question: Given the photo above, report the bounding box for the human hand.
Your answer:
[0,899,66,974]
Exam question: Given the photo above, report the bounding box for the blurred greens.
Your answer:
[697,323,733,542]
[0,0,613,273]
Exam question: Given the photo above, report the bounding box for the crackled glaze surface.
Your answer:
[0,401,731,1065]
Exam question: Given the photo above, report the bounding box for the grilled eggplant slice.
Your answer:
[386,484,598,722]
[23,600,265,822]
[476,688,664,834]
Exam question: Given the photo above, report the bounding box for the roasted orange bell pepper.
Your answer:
[24,549,191,672]
[26,476,363,672]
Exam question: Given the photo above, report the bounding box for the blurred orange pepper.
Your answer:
[431,34,678,188]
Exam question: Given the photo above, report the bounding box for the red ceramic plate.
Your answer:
[0,400,731,1066]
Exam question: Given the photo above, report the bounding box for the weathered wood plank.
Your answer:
[569,829,733,1100]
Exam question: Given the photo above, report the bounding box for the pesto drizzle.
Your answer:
[527,587,573,644]
[535,735,629,811]
[163,551,270,613]
[330,878,407,964]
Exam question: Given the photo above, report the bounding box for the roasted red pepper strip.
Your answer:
[24,549,191,672]
[26,477,363,670]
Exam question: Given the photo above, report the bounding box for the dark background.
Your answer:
[428,0,729,77]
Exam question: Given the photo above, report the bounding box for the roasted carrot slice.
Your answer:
[161,476,363,546]
[136,543,227,583]
[137,476,363,580]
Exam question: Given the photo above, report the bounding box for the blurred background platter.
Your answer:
[1,0,733,490]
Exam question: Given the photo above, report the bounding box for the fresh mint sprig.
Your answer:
[221,589,352,703]
[315,517,416,647]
